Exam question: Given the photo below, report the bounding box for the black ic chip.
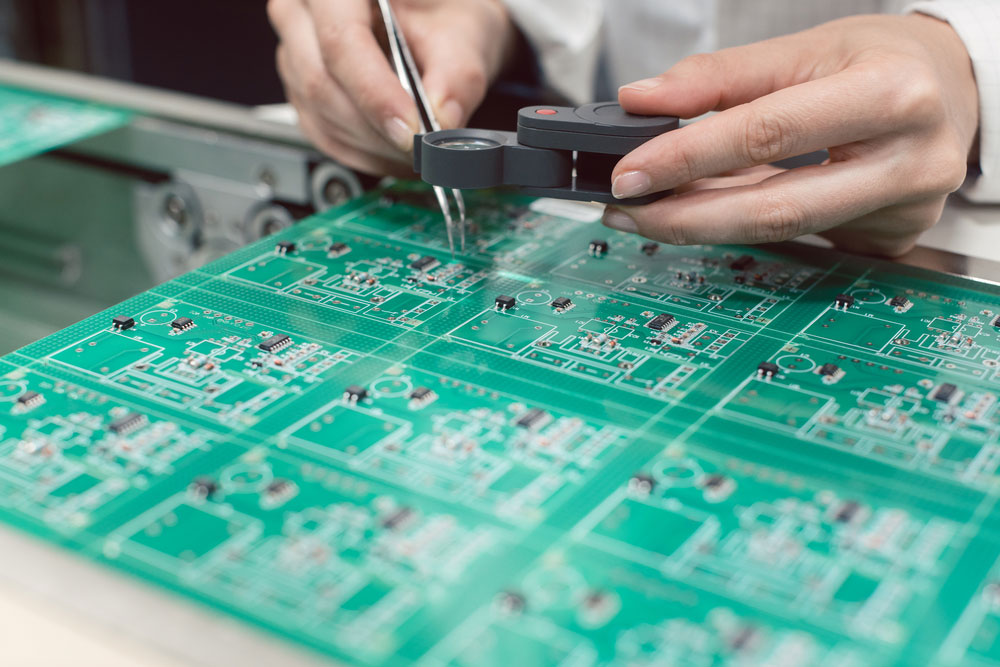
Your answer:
[409,387,433,401]
[730,254,754,271]
[630,473,656,493]
[932,382,959,403]
[275,240,296,255]
[757,361,780,378]
[516,407,549,430]
[410,255,439,271]
[109,412,146,435]
[344,385,369,402]
[589,239,609,257]
[641,242,660,256]
[818,363,840,377]
[112,315,135,331]
[646,313,676,330]
[328,241,350,257]
[551,297,572,310]
[258,334,291,353]
[834,294,855,309]
[495,295,516,311]
[171,317,194,331]
[889,295,909,308]
[16,391,43,408]
[190,477,219,499]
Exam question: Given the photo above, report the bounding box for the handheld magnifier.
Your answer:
[414,102,679,205]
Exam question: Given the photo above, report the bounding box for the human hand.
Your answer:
[268,0,516,177]
[603,14,979,257]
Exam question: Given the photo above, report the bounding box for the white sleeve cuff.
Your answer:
[502,0,603,104]
[907,1,1000,203]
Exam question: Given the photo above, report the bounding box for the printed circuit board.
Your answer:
[1,183,1000,665]
[0,86,129,167]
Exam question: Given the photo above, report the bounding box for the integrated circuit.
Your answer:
[327,241,350,258]
[275,240,296,255]
[108,412,147,435]
[112,315,135,331]
[646,313,676,331]
[15,390,44,409]
[588,239,609,257]
[641,241,660,256]
[258,334,292,353]
[834,294,855,310]
[494,295,516,311]
[343,385,369,403]
[515,407,550,431]
[170,317,195,332]
[551,296,573,311]
[932,382,961,404]
[410,255,440,272]
[757,361,780,379]
[730,254,754,271]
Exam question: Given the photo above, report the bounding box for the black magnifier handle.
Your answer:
[414,102,679,205]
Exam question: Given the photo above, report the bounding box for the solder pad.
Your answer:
[1,182,1000,666]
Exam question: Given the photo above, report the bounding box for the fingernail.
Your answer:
[619,77,662,93]
[436,99,464,129]
[602,208,638,234]
[385,116,415,152]
[612,170,651,199]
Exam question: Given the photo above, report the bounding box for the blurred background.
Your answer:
[0,0,285,104]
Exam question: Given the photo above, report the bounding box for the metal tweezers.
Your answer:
[377,0,466,255]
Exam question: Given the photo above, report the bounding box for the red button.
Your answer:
[535,108,557,115]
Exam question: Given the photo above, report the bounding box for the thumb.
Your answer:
[618,31,827,119]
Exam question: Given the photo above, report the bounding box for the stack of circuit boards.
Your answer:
[1,183,1000,666]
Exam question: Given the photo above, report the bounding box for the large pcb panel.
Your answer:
[1,184,1000,666]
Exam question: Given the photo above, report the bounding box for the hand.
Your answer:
[603,14,979,257]
[268,0,516,177]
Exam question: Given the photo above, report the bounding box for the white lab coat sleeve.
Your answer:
[906,1,1000,203]
[501,0,604,104]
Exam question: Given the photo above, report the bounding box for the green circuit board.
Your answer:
[0,86,129,167]
[2,183,1000,665]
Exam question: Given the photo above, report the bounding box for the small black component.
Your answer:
[834,294,855,309]
[834,500,862,523]
[190,477,219,499]
[889,295,909,308]
[641,241,660,256]
[646,313,676,331]
[112,315,135,331]
[757,361,780,378]
[630,473,656,493]
[993,315,1000,330]
[328,241,350,257]
[703,474,727,489]
[410,255,439,271]
[495,294,516,311]
[258,334,291,353]
[932,382,959,403]
[170,316,194,331]
[16,391,43,408]
[344,385,369,402]
[589,239,609,257]
[516,407,549,430]
[108,412,146,435]
[818,363,840,377]
[381,507,415,530]
[730,254,754,271]
[410,387,433,401]
[551,296,573,310]
[498,591,526,614]
[275,240,296,255]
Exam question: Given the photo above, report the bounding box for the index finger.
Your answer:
[611,67,908,199]
[305,0,420,151]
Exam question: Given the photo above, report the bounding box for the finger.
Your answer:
[611,68,901,199]
[819,197,944,257]
[603,159,901,246]
[305,0,420,151]
[274,5,408,164]
[617,29,833,118]
[411,32,489,129]
[673,165,786,193]
[293,94,414,178]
